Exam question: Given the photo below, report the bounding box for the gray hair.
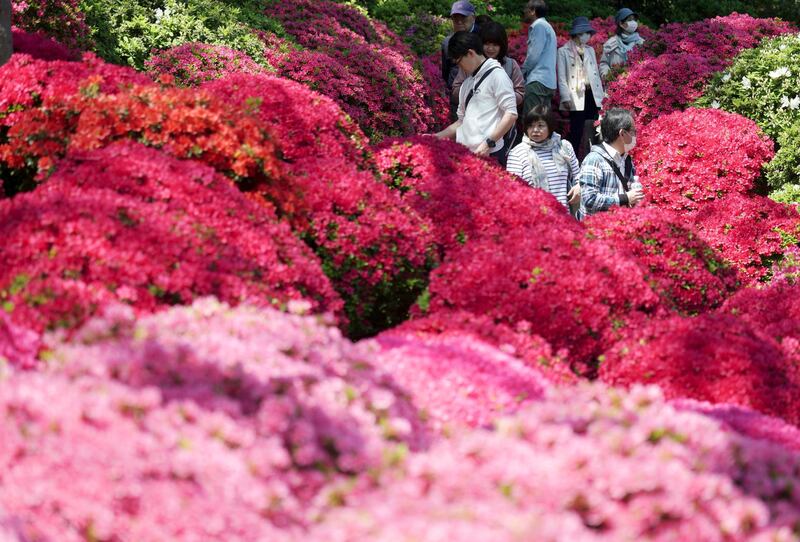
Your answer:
[600,108,635,143]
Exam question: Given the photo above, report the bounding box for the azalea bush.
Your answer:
[600,313,800,426]
[264,0,433,139]
[690,194,800,283]
[203,74,435,338]
[313,383,800,540]
[634,108,774,211]
[79,0,278,69]
[585,206,740,314]
[698,33,800,197]
[145,42,265,86]
[11,27,80,60]
[11,0,91,50]
[0,143,341,333]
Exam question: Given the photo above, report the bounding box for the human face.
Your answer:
[527,120,550,143]
[523,7,536,24]
[484,41,500,59]
[451,13,475,33]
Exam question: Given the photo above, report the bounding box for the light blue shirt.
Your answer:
[521,17,557,89]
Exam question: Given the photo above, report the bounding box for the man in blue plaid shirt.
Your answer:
[578,108,644,215]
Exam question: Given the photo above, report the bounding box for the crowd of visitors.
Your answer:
[433,0,645,218]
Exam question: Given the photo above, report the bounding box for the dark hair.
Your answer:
[479,22,509,64]
[475,14,493,26]
[526,0,548,18]
[600,108,634,143]
[524,104,556,134]
[448,30,484,60]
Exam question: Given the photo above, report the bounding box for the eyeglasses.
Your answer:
[452,56,464,65]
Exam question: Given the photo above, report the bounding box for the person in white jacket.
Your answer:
[557,16,604,160]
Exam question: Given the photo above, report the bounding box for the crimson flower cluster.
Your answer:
[690,194,800,283]
[635,108,775,211]
[10,27,79,61]
[10,0,92,50]
[264,0,433,139]
[144,42,266,87]
[586,206,740,314]
[600,313,800,426]
[0,143,341,333]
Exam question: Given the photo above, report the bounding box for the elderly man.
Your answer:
[521,0,556,118]
[435,31,517,166]
[578,108,644,215]
[441,1,480,120]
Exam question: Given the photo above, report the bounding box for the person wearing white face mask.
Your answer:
[557,17,604,160]
[578,108,644,215]
[599,8,644,80]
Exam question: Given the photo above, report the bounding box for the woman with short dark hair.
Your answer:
[506,105,581,218]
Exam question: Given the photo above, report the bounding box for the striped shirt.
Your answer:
[506,138,580,208]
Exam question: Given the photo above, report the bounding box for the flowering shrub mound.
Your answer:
[203,74,434,338]
[604,54,717,125]
[11,0,92,50]
[389,310,578,385]
[586,206,739,314]
[374,331,551,430]
[202,73,367,166]
[10,27,79,61]
[426,226,660,368]
[0,75,280,197]
[264,0,433,138]
[0,143,341,333]
[372,136,567,254]
[600,314,800,425]
[313,383,800,541]
[634,108,774,211]
[720,280,800,360]
[145,43,266,86]
[690,194,800,283]
[634,13,794,66]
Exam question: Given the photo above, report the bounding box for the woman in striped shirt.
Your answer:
[506,104,582,219]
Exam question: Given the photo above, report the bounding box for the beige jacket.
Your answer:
[557,42,604,112]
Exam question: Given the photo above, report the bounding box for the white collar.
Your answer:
[602,142,624,163]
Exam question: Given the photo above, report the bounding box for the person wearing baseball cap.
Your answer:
[557,16,604,159]
[599,7,644,80]
[441,1,481,120]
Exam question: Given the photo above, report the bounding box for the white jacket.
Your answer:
[557,42,604,112]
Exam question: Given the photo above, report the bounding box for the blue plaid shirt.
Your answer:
[578,144,636,215]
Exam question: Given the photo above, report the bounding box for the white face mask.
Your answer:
[624,20,638,33]
[578,33,591,45]
[624,134,637,153]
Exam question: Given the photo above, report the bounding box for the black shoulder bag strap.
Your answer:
[598,151,632,192]
[463,66,501,110]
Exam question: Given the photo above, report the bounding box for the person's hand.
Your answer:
[626,188,644,207]
[561,100,573,111]
[567,184,581,205]
[475,141,491,157]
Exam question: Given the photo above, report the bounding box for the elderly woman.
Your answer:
[557,16,604,160]
[506,105,581,218]
[599,8,644,80]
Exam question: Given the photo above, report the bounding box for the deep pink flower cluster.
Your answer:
[0,143,341,333]
[690,194,800,283]
[635,108,774,211]
[372,135,566,254]
[600,313,800,426]
[721,280,800,360]
[0,311,39,369]
[202,74,435,337]
[607,14,794,125]
[586,206,740,314]
[374,331,551,430]
[387,310,578,385]
[426,226,659,369]
[144,43,266,87]
[264,0,433,138]
[10,26,79,61]
[314,383,800,540]
[10,0,91,50]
